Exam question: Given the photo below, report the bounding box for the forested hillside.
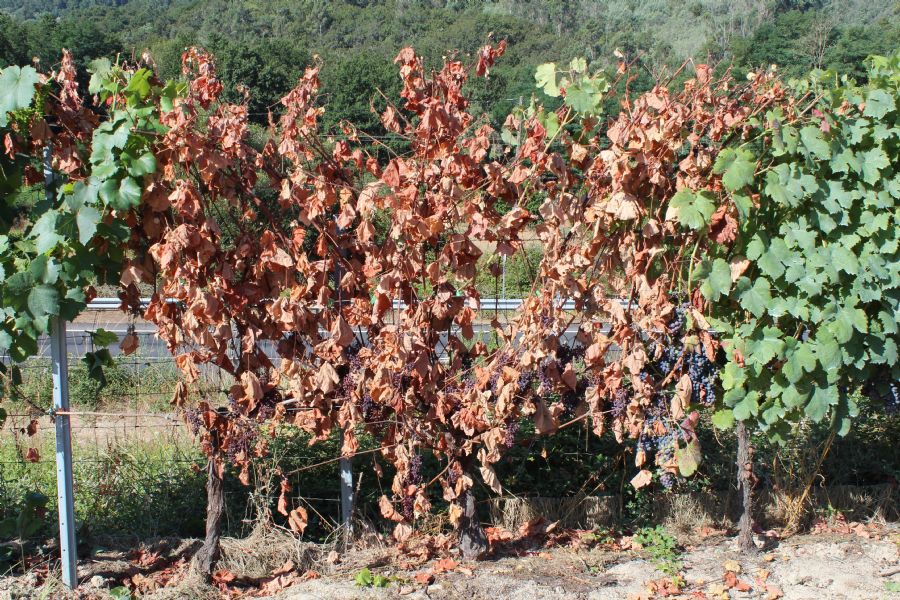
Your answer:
[1,0,898,127]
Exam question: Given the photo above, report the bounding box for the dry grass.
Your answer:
[659,494,721,541]
[488,495,619,531]
[217,524,323,579]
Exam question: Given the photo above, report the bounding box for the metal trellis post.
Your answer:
[334,225,354,539]
[51,317,78,588]
[45,146,78,588]
[340,455,354,537]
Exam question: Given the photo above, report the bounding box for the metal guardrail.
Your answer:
[86,297,631,311]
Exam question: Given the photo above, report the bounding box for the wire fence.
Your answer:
[0,298,629,567]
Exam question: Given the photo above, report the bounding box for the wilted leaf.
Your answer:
[630,469,653,489]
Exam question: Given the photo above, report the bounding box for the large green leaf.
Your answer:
[799,126,830,160]
[76,205,102,245]
[534,63,559,97]
[26,284,59,318]
[714,148,756,192]
[862,88,896,119]
[737,277,772,318]
[667,189,715,229]
[701,258,732,301]
[0,66,40,127]
[30,211,62,254]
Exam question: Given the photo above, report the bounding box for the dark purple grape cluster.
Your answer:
[407,454,423,486]
[537,363,552,393]
[339,369,356,399]
[659,472,675,489]
[503,419,520,448]
[225,421,258,463]
[256,403,275,421]
[655,343,681,377]
[611,387,629,418]
[184,408,203,436]
[684,348,717,405]
[667,303,688,335]
[401,494,415,521]
[517,371,536,394]
[446,467,459,488]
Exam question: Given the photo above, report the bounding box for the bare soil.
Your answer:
[270,529,900,600]
[2,525,896,600]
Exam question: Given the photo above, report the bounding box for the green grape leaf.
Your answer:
[535,63,559,97]
[737,277,772,318]
[806,383,837,422]
[90,328,118,347]
[0,66,41,127]
[667,189,715,229]
[127,152,157,177]
[82,348,114,387]
[711,409,734,429]
[860,148,889,185]
[799,126,830,160]
[862,88,895,119]
[125,68,153,101]
[76,205,102,245]
[701,258,732,301]
[831,246,859,275]
[87,57,113,95]
[714,148,756,192]
[116,177,142,210]
[675,439,702,477]
[564,81,599,114]
[100,177,142,211]
[30,211,63,254]
[27,284,59,318]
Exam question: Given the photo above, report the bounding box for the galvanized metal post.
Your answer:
[501,254,507,300]
[45,146,78,588]
[334,224,354,539]
[339,455,353,537]
[51,317,78,588]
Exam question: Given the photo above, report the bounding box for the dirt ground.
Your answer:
[2,522,897,600]
[269,530,900,600]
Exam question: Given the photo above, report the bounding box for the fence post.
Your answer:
[45,145,77,588]
[340,455,353,537]
[50,317,78,588]
[334,225,354,538]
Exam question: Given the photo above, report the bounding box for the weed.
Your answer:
[633,525,683,576]
[354,567,391,588]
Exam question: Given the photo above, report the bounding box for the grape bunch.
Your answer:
[183,408,203,436]
[667,303,688,335]
[611,386,630,418]
[401,494,415,521]
[503,419,520,448]
[406,454,423,486]
[684,348,717,406]
[517,371,536,395]
[655,343,681,377]
[225,421,258,463]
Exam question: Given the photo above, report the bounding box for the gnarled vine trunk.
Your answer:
[456,456,488,560]
[735,421,756,553]
[458,489,488,560]
[195,458,225,577]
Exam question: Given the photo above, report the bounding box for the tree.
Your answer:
[0,14,29,68]
[320,53,400,134]
[206,37,309,121]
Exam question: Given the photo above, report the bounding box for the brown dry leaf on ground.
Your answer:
[431,557,458,574]
[723,570,751,592]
